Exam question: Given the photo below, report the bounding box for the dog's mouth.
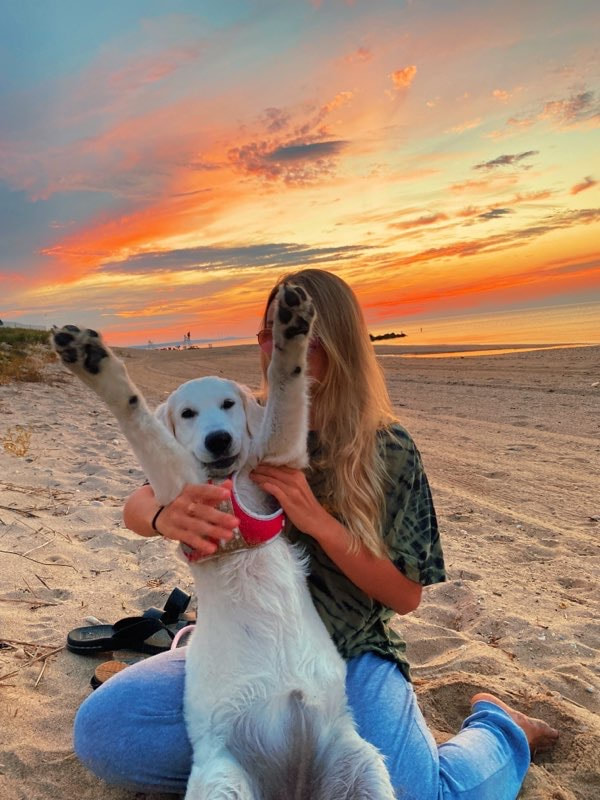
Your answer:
[201,453,239,476]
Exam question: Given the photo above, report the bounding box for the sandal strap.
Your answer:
[143,588,191,625]
[110,616,174,647]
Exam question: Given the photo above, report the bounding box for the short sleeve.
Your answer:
[380,426,446,586]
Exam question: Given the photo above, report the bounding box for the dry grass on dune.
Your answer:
[0,328,55,386]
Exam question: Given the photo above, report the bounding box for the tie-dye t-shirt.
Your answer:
[286,424,445,682]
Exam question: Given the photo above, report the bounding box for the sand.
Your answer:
[1,343,598,799]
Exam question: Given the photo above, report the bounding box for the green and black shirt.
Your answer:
[286,424,445,682]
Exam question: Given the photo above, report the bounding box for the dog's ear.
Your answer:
[237,384,263,439]
[155,401,175,434]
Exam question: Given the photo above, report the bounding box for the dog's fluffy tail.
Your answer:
[228,689,316,800]
[228,689,395,800]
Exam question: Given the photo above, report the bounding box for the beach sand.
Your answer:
[1,343,598,799]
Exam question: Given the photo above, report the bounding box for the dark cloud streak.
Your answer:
[478,208,513,220]
[99,241,370,274]
[266,140,348,162]
[474,150,538,170]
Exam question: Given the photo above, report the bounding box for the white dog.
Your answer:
[52,284,395,800]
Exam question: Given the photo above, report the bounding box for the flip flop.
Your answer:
[67,615,175,655]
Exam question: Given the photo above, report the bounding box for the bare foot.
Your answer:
[471,692,559,755]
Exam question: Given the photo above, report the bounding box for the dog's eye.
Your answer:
[222,399,235,410]
[181,408,197,419]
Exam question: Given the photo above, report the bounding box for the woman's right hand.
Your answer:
[156,481,240,557]
[123,481,240,558]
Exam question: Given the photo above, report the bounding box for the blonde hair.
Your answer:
[260,269,397,558]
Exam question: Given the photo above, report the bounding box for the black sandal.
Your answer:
[67,616,175,655]
[67,588,193,655]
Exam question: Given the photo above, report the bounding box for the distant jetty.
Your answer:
[369,331,407,342]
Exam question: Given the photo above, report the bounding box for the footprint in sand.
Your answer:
[557,576,596,592]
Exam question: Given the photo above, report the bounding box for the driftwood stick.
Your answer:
[34,659,48,688]
[35,573,51,589]
[0,504,39,518]
[0,645,64,682]
[0,549,76,569]
[21,538,55,557]
[0,598,60,607]
[43,752,77,766]
[0,638,60,648]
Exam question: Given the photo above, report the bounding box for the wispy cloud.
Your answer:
[260,107,291,133]
[450,175,519,193]
[540,90,599,126]
[389,212,448,231]
[387,208,600,267]
[492,89,510,102]
[446,118,482,135]
[489,89,600,139]
[321,91,353,114]
[473,150,538,170]
[570,176,597,195]
[457,190,555,219]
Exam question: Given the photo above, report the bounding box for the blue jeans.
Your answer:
[74,649,530,799]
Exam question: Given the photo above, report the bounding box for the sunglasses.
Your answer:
[256,328,321,355]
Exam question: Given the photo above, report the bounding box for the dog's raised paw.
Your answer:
[52,325,109,375]
[275,283,315,343]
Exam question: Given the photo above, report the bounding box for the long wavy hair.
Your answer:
[259,269,398,558]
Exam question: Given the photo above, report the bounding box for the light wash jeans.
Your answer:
[74,649,530,799]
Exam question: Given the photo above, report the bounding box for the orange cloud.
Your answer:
[456,190,554,218]
[321,91,354,114]
[450,174,519,193]
[390,66,417,89]
[446,118,482,135]
[570,176,597,195]
[389,213,448,231]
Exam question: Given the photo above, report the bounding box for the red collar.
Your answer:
[181,474,285,563]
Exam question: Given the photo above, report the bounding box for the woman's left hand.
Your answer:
[249,464,328,537]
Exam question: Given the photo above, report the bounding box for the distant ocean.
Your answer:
[380,301,600,347]
[134,300,599,350]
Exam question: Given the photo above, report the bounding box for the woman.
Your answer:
[74,269,558,798]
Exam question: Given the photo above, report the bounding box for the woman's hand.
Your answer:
[132,481,240,558]
[250,465,422,613]
[249,465,329,537]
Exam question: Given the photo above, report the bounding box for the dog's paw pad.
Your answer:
[52,326,109,375]
[276,283,315,342]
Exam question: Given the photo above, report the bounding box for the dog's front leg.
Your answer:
[52,326,200,505]
[259,284,315,469]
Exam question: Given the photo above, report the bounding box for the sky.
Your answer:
[1,0,599,346]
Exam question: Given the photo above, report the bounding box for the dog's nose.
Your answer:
[204,430,232,456]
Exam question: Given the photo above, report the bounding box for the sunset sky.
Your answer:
[1,0,599,346]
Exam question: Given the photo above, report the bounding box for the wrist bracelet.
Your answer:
[151,505,165,534]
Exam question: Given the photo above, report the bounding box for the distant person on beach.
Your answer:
[73,269,558,797]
